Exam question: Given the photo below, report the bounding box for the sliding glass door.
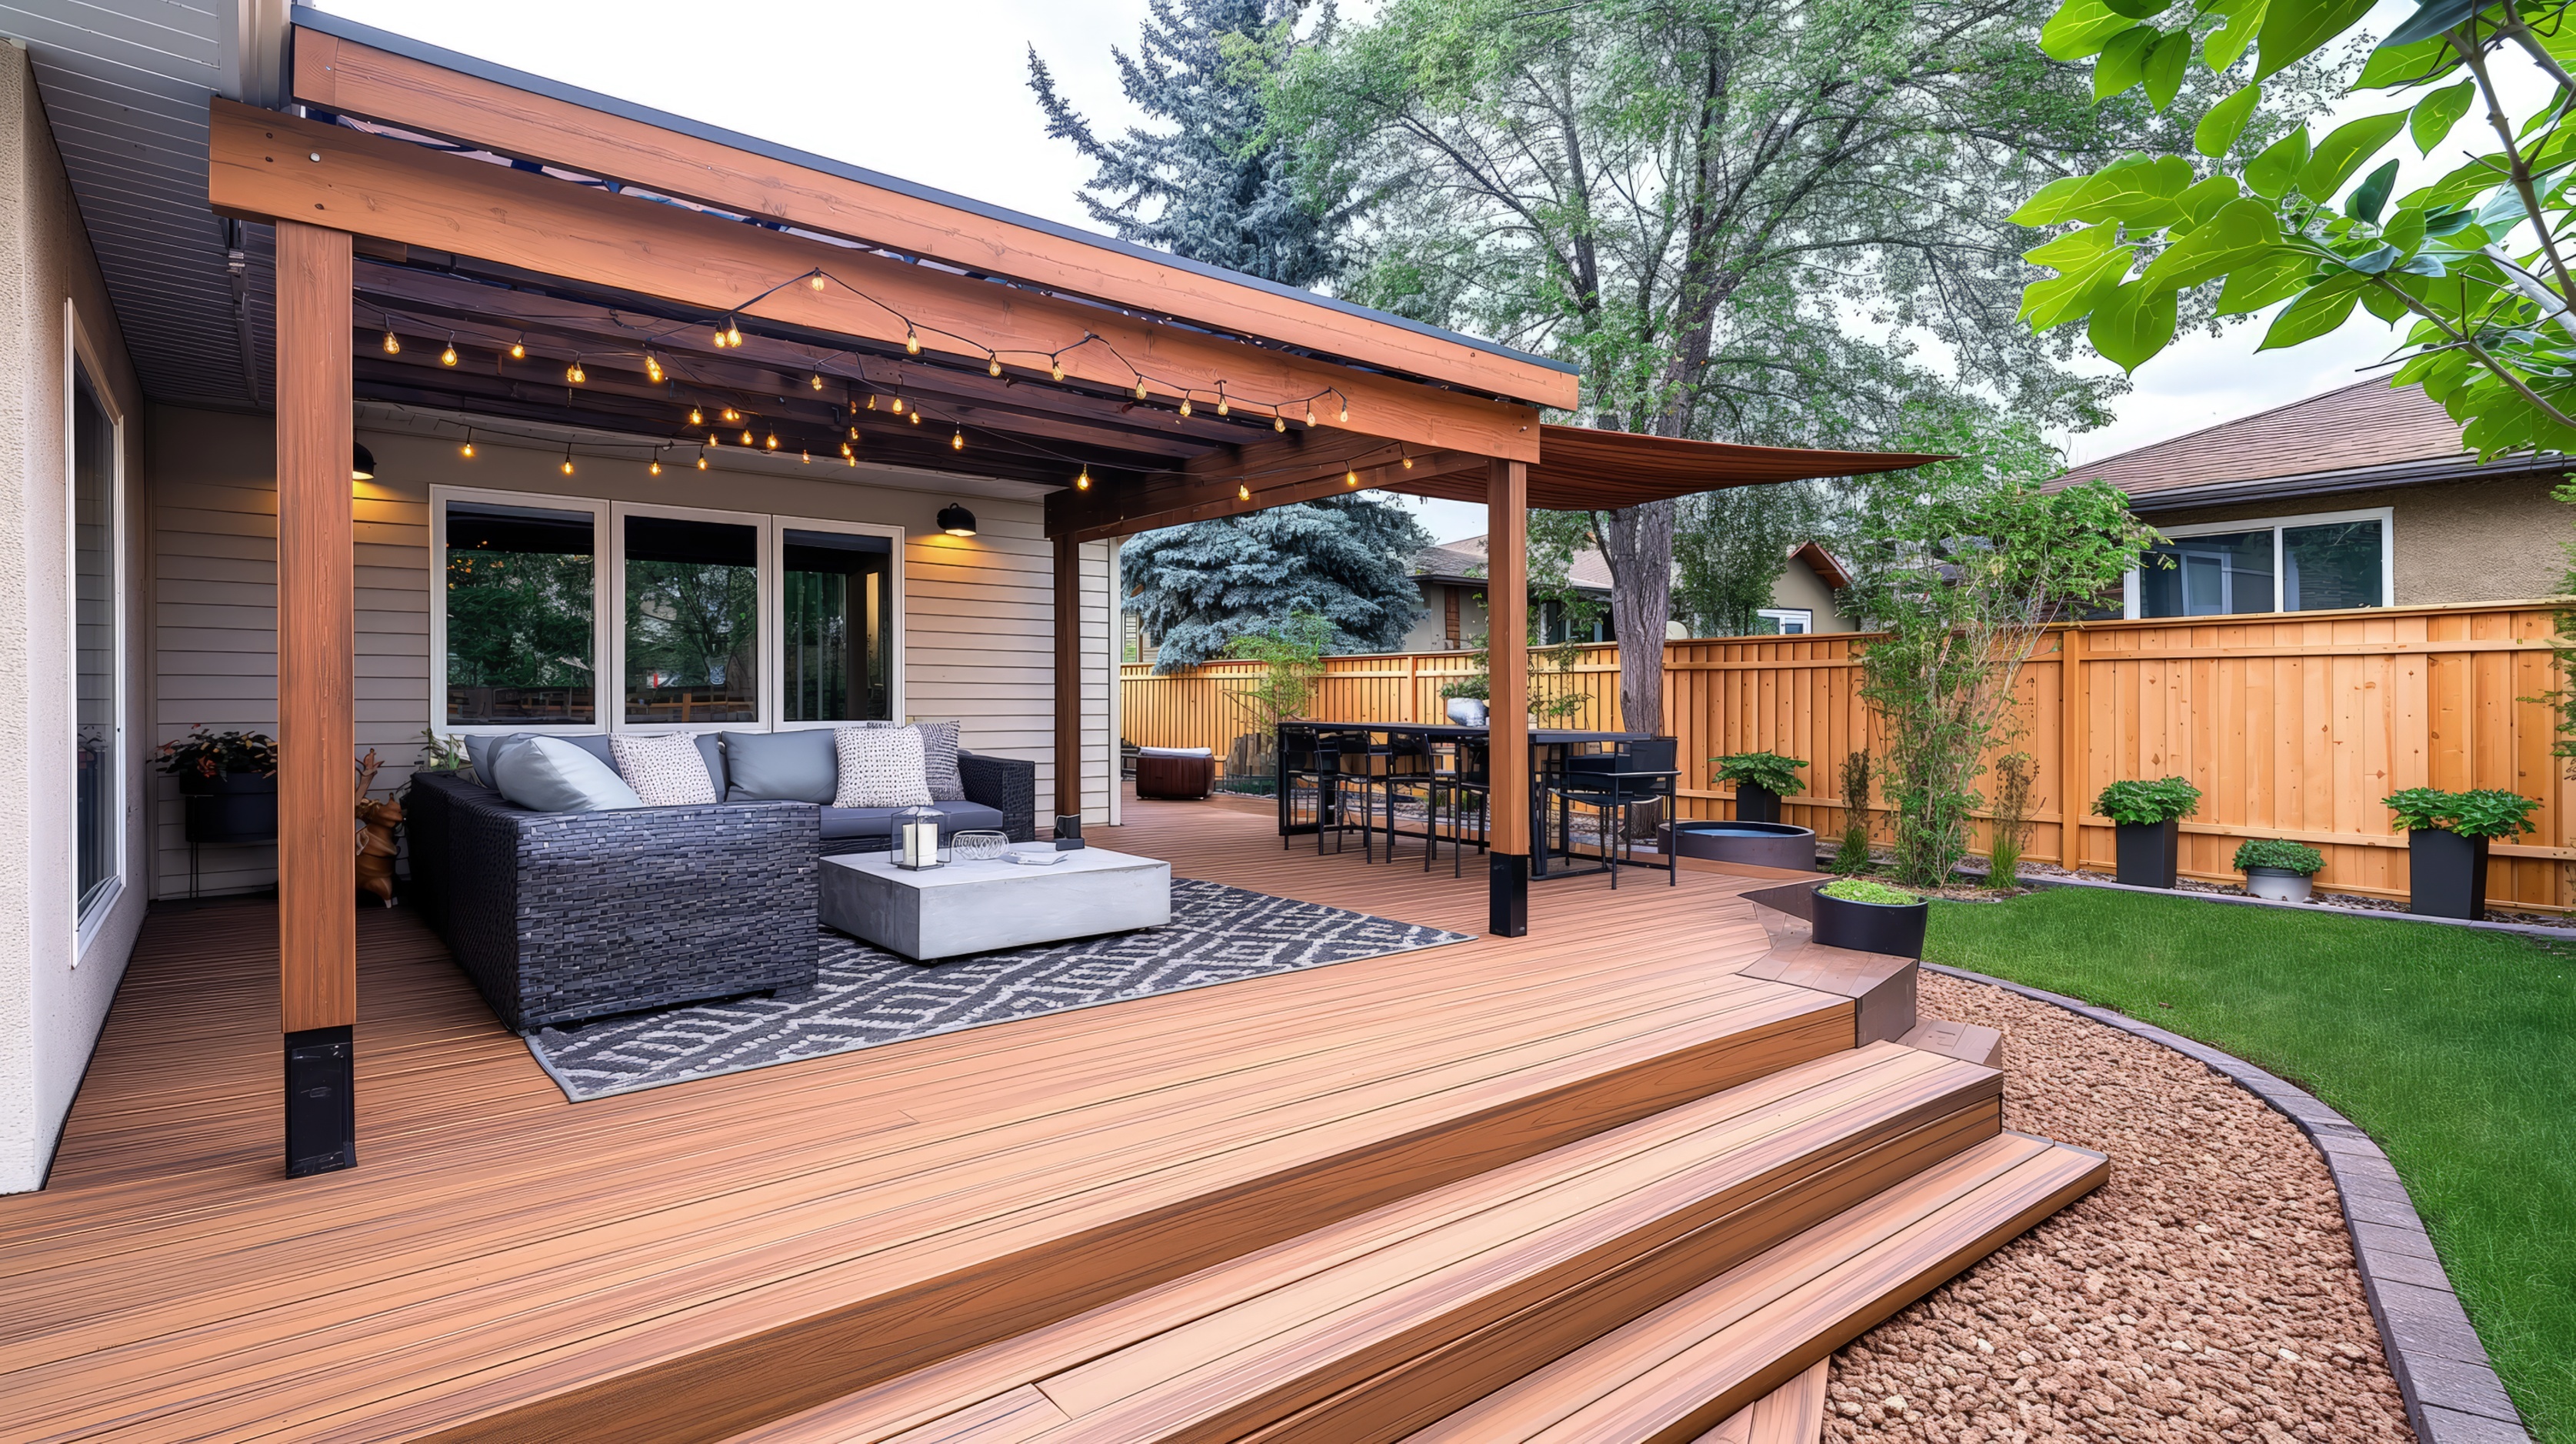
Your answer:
[781,525,895,724]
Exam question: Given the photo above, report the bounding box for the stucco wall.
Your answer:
[145,411,1121,899]
[0,45,150,1194]
[2141,474,2569,606]
[1395,580,1486,653]
[1767,561,1852,633]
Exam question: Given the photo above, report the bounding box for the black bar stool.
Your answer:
[1548,735,1680,888]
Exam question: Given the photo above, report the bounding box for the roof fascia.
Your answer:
[2120,454,2568,514]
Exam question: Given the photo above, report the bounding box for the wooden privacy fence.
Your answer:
[1121,601,2576,911]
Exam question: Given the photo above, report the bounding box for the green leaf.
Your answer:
[2214,249,2315,314]
[2042,0,2142,61]
[2410,80,2476,154]
[2104,0,2174,14]
[2088,278,2181,370]
[2300,112,2410,200]
[2360,274,2413,318]
[2094,25,2156,99]
[2021,226,2138,331]
[2144,29,2193,111]
[2256,0,2379,82]
[2246,129,2311,198]
[2067,154,2196,222]
[2011,176,2089,225]
[2349,158,2401,221]
[2205,0,2268,71]
[2141,197,2285,289]
[2259,275,2364,347]
[2179,174,2244,226]
[2195,85,2261,156]
[2355,35,2459,89]
[2382,206,2429,253]
[2407,153,2511,210]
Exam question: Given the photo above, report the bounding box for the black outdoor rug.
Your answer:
[522,878,1471,1101]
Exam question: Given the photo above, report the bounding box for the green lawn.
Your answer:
[1925,888,2576,1443]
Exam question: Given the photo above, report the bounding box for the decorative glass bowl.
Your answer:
[951,829,1011,863]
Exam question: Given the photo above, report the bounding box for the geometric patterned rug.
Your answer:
[523,878,1471,1101]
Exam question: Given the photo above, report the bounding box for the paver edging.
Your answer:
[1922,961,2534,1444]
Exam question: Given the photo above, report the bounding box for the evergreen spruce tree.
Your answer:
[1028,0,1350,288]
[1122,495,1429,670]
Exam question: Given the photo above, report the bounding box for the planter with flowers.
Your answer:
[157,728,280,845]
[1712,751,1808,825]
[2383,787,2541,921]
[2095,776,2202,889]
[2232,838,2324,903]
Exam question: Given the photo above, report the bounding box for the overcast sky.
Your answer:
[315,0,2515,543]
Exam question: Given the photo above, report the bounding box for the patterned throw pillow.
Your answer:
[913,719,965,802]
[608,732,719,807]
[835,725,931,808]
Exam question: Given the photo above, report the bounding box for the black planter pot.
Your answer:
[178,771,278,845]
[1811,889,1930,959]
[2113,819,2180,889]
[1735,782,1782,825]
[2407,829,2491,920]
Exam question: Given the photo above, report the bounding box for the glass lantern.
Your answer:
[891,805,947,869]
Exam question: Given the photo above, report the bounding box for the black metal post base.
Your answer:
[284,1025,357,1178]
[1489,852,1530,937]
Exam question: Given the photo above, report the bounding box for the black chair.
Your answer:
[1425,735,1491,876]
[1319,728,1384,857]
[1548,736,1680,888]
[1371,729,1436,863]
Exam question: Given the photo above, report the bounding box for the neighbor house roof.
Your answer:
[2051,378,2564,512]
[1415,537,1613,591]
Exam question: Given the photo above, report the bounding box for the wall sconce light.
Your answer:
[351,442,376,481]
[936,502,978,538]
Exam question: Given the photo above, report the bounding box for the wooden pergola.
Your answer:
[212,12,1935,1175]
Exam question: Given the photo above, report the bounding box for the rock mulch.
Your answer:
[1826,972,2416,1444]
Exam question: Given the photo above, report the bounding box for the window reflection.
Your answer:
[2140,529,2275,618]
[73,372,114,915]
[782,529,893,722]
[2284,520,2384,611]
[625,515,760,725]
[445,502,597,725]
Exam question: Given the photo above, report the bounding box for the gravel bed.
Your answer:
[1826,972,2416,1444]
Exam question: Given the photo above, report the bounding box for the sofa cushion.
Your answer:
[835,725,931,808]
[465,731,616,784]
[1138,745,1213,759]
[820,799,1006,842]
[488,735,645,813]
[722,729,836,805]
[611,732,721,806]
[915,719,965,802]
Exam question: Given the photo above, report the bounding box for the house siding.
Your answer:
[145,411,1115,902]
[1765,560,1852,632]
[2138,474,2568,607]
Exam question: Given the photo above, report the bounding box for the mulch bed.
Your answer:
[1826,972,2417,1444]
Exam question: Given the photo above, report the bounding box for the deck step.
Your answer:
[1397,1133,2108,1443]
[1692,1359,1828,1444]
[731,1042,2000,1444]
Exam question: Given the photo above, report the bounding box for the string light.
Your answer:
[1306,403,1317,425]
[741,429,753,445]
[708,431,721,447]
[697,446,710,471]
[841,441,854,459]
[1274,412,1286,433]
[1339,398,1350,422]
[1236,482,1251,502]
[905,329,921,355]
[688,407,704,425]
[1135,379,1149,400]
[1179,398,1193,419]
[509,336,526,360]
[460,430,475,459]
[766,432,781,451]
[645,352,664,383]
[1075,465,1091,491]
[908,409,921,426]
[649,452,663,476]
[951,429,965,451]
[1050,357,1065,382]
[721,407,740,423]
[988,355,1003,378]
[810,372,825,392]
[846,452,857,467]
[560,445,575,476]
[808,272,827,291]
[727,318,744,347]
[439,336,458,367]
[1345,469,1359,487]
[800,449,810,464]
[1401,452,1415,470]
[848,425,860,441]
[1216,387,1230,419]
[566,358,586,384]
[866,395,878,411]
[381,331,400,355]
[889,396,904,415]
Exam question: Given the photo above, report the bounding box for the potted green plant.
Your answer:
[156,727,279,845]
[2383,787,2540,921]
[1811,877,1929,958]
[1713,751,1807,825]
[2095,776,2201,889]
[2231,838,2324,903]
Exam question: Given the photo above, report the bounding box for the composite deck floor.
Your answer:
[0,793,1809,1443]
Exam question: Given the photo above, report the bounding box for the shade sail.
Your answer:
[1385,425,1947,509]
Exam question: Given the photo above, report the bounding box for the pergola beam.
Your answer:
[1485,458,1530,937]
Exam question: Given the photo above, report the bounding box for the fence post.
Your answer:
[1404,654,1418,723]
[2058,626,2086,869]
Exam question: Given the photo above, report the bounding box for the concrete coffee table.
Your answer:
[819,845,1172,962]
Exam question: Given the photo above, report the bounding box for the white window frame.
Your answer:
[769,515,905,730]
[68,302,125,953]
[2122,505,2395,619]
[1756,607,1813,635]
[429,485,613,736]
[611,500,775,735]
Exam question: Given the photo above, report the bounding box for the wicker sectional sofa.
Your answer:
[405,746,1038,1032]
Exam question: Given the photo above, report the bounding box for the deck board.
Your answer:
[0,792,1812,1444]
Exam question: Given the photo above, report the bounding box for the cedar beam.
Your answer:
[276,220,358,1177]
[1048,447,1486,542]
[209,102,1543,463]
[1055,533,1083,828]
[1487,457,1530,937]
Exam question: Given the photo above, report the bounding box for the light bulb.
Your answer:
[440,340,458,367]
[1237,482,1251,502]
[1306,404,1317,425]
[848,425,859,441]
[1402,454,1415,470]
[726,320,743,347]
[460,439,475,459]
[845,453,856,467]
[1340,400,1350,422]
[645,354,663,382]
[561,456,575,475]
[689,408,703,425]
[811,373,825,392]
[382,332,400,355]
[951,429,964,451]
[740,430,752,445]
[800,450,810,464]
[908,410,921,426]
[1051,359,1065,382]
[890,396,904,415]
[1179,399,1193,419]
[905,330,921,355]
[1217,395,1231,418]
[866,395,878,411]
[567,360,585,383]
[765,432,779,451]
[1135,379,1149,399]
[808,273,826,291]
[1076,466,1091,491]
[721,407,739,422]
[1345,470,1358,487]
[697,451,709,471]
[1274,414,1286,432]
[650,458,663,476]
[841,441,854,458]
[988,356,1003,378]
[509,339,526,359]
[708,432,720,447]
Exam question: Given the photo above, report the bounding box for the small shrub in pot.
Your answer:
[2095,776,2201,889]
[1714,751,1806,825]
[1811,877,1929,959]
[2231,838,2324,903]
[156,727,279,845]
[2383,787,2540,921]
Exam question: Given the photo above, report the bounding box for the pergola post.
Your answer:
[1053,532,1082,829]
[1486,458,1529,936]
[275,220,358,1177]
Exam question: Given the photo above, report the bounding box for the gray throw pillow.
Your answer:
[465,732,615,784]
[488,735,645,813]
[722,729,837,805]
[914,719,965,802]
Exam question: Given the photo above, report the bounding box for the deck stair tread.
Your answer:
[1396,1132,2108,1444]
[1691,1359,1828,1444]
[3,949,1854,1444]
[729,1042,2001,1444]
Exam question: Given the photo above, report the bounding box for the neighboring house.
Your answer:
[1401,535,1855,648]
[2054,379,2570,619]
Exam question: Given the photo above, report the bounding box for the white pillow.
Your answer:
[835,725,931,808]
[488,735,645,814]
[609,732,719,807]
